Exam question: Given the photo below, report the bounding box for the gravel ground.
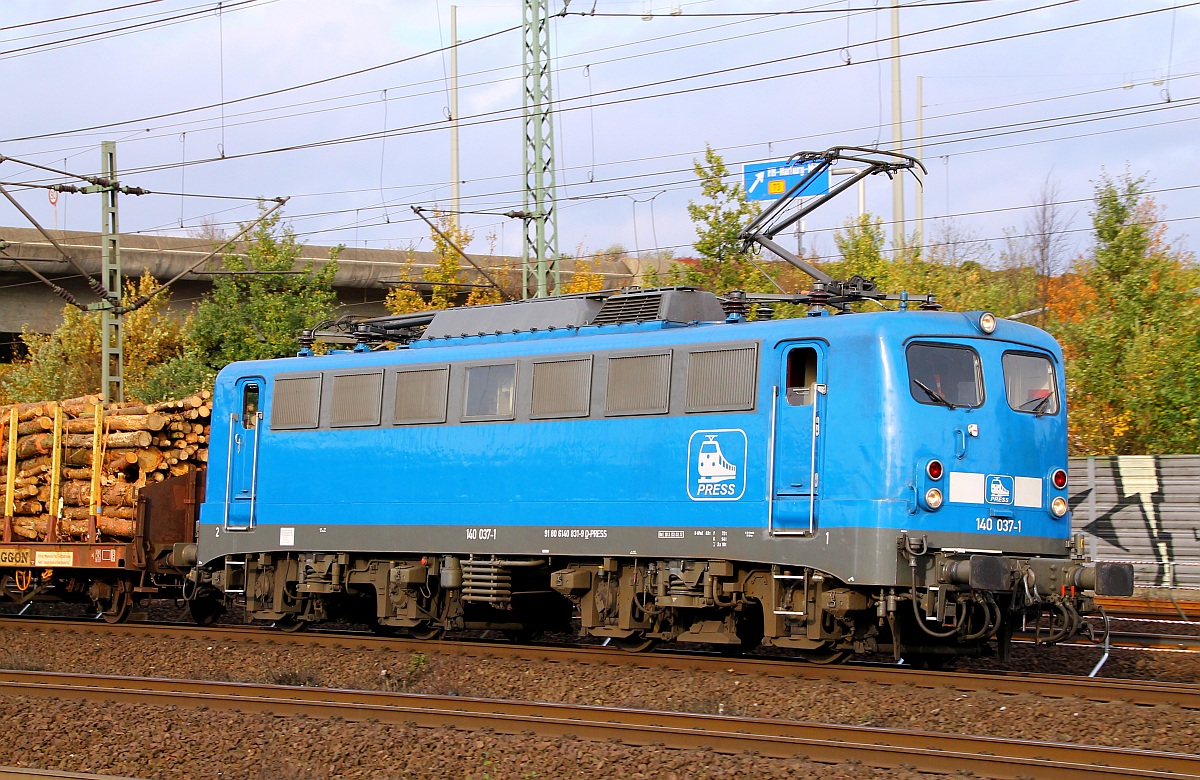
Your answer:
[0,608,1197,779]
[0,694,949,780]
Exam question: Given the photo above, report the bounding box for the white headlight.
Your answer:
[1051,496,1069,517]
[925,488,944,510]
[978,312,997,334]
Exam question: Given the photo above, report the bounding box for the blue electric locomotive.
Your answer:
[188,285,1132,662]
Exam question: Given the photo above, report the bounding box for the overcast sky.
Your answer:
[2,0,1197,278]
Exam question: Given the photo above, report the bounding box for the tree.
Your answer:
[0,305,101,403]
[1052,171,1200,454]
[385,212,504,315]
[184,206,340,367]
[562,259,606,294]
[0,273,188,404]
[832,213,889,283]
[823,212,1044,317]
[1024,176,1073,326]
[676,145,770,293]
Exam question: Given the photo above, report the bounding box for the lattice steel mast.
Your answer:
[521,0,561,298]
[95,141,123,403]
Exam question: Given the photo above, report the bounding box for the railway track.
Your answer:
[1098,596,1200,622]
[1,669,1196,780]
[2,617,1198,710]
[0,770,138,780]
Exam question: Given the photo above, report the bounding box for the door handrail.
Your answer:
[767,385,778,534]
[248,411,263,529]
[223,412,236,529]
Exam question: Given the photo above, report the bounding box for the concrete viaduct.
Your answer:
[0,226,637,361]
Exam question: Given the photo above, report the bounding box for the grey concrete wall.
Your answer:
[1071,455,1200,588]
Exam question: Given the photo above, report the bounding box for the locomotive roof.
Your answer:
[361,287,729,341]
[213,288,1061,383]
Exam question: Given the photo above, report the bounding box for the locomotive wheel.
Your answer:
[905,654,955,670]
[719,605,765,655]
[369,619,400,637]
[502,628,545,644]
[408,624,445,641]
[188,597,224,627]
[797,648,849,665]
[609,635,658,653]
[274,616,308,633]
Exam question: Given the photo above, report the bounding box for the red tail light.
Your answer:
[927,460,944,480]
[1052,469,1067,490]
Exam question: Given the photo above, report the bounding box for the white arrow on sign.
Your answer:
[747,171,764,194]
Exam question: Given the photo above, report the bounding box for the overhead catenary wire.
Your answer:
[0,0,168,33]
[8,0,882,154]
[0,182,108,301]
[0,0,884,145]
[1,20,524,145]
[125,197,289,312]
[0,244,87,310]
[0,0,263,61]
[109,89,1200,248]
[569,0,1008,18]
[66,1,1185,188]
[2,0,1171,242]
[0,0,1092,154]
[100,61,1195,237]
[4,1,1195,267]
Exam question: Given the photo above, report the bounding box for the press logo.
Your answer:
[986,474,1014,505]
[688,429,747,501]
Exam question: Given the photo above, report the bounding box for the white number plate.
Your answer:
[976,517,1022,533]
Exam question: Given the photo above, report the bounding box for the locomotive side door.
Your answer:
[771,343,825,534]
[224,377,263,531]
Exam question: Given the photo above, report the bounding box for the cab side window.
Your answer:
[785,347,818,406]
[242,383,259,429]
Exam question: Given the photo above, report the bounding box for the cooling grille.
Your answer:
[591,290,666,325]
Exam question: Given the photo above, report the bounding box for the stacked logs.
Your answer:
[0,392,211,542]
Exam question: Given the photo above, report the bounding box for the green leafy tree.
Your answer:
[0,273,187,403]
[0,305,101,403]
[385,212,504,314]
[832,213,889,283]
[1052,171,1200,454]
[185,207,340,366]
[825,214,1041,317]
[674,145,770,293]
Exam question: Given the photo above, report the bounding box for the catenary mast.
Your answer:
[521,0,560,298]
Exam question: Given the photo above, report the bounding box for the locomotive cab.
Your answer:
[781,309,1134,663]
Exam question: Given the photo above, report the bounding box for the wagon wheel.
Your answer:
[99,582,133,624]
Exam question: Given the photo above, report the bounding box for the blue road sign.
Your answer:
[743,159,829,202]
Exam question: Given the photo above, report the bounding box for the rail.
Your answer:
[1,670,1196,780]
[2,618,1197,709]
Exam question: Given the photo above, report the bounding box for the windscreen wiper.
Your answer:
[1019,395,1053,417]
[912,378,957,410]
